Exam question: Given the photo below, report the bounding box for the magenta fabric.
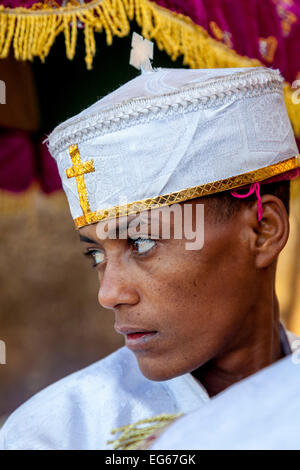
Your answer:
[0,130,63,193]
[154,0,300,84]
[38,138,63,193]
[1,1,62,6]
[1,1,54,7]
[0,130,36,192]
[0,1,92,6]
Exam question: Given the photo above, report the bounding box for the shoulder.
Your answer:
[0,347,141,450]
[286,329,300,350]
[0,344,207,449]
[0,346,184,450]
[3,346,135,413]
[152,354,300,450]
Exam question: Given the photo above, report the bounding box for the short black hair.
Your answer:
[203,179,291,222]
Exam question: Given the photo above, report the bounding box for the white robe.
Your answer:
[151,351,300,450]
[0,346,209,450]
[0,326,298,450]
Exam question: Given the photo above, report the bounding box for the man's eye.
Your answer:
[129,237,156,255]
[84,249,105,267]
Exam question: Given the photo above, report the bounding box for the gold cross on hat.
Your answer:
[66,144,95,221]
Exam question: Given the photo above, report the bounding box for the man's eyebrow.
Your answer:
[79,235,98,244]
[99,214,149,237]
[79,215,152,242]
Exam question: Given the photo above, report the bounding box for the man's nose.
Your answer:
[97,261,140,310]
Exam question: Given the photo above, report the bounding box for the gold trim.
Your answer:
[74,156,300,229]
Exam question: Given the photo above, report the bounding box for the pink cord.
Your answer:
[231,182,263,221]
[230,168,300,222]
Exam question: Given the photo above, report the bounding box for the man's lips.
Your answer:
[127,332,153,339]
[115,325,158,350]
[114,325,157,335]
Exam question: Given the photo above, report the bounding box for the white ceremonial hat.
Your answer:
[47,66,300,229]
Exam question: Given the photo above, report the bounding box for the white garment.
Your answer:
[0,328,297,450]
[151,347,300,450]
[0,347,208,450]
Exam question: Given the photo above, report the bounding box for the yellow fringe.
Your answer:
[284,83,300,139]
[0,0,299,136]
[107,412,182,450]
[0,184,39,214]
[0,184,67,215]
[0,0,260,69]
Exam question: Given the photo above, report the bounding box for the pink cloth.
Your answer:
[155,0,300,84]
[2,1,65,6]
[0,129,63,193]
[0,130,36,192]
[38,138,63,193]
[1,1,54,6]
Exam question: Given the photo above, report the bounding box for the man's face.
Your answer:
[79,199,257,381]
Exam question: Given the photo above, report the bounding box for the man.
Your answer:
[0,64,299,450]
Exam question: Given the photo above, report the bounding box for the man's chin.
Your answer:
[140,369,177,382]
[136,357,182,382]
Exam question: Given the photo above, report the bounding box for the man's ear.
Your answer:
[245,194,290,269]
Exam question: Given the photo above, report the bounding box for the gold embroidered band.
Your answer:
[74,155,300,229]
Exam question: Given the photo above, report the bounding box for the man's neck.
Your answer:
[192,306,283,398]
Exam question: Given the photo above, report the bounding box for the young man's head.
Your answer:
[79,178,291,385]
[48,66,300,394]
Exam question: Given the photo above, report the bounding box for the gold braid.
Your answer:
[107,412,183,450]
